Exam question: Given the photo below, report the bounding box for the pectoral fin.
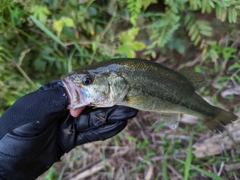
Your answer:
[161,113,180,129]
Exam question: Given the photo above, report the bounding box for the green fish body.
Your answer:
[61,58,238,132]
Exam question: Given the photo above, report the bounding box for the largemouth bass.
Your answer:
[61,58,238,132]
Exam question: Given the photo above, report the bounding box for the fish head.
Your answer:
[61,69,129,109]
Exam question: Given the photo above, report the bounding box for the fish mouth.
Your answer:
[61,76,86,109]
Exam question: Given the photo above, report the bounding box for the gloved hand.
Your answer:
[0,80,138,180]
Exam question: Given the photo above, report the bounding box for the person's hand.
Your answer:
[0,80,138,180]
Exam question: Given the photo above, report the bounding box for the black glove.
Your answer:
[0,80,138,180]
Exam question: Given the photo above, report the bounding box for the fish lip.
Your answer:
[61,76,82,109]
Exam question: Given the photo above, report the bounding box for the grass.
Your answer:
[184,132,193,180]
[30,16,66,47]
[177,159,225,180]
[40,105,240,180]
[45,113,239,179]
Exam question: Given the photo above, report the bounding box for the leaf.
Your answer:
[234,74,240,83]
[215,5,227,22]
[165,0,188,13]
[167,38,186,54]
[208,0,215,8]
[30,5,51,22]
[132,41,145,50]
[141,0,157,10]
[53,20,64,35]
[189,0,201,10]
[185,18,212,45]
[119,28,139,43]
[197,21,212,37]
[228,8,237,23]
[127,0,142,26]
[228,63,240,71]
[201,0,213,13]
[33,59,47,71]
[11,5,24,25]
[222,47,237,59]
[87,6,98,16]
[118,28,145,57]
[53,17,75,37]
[62,17,75,27]
[126,135,138,142]
[184,133,193,180]
[147,12,180,47]
[117,44,136,58]
[177,159,225,180]
[30,16,66,47]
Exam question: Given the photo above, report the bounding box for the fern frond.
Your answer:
[201,0,214,13]
[147,12,180,47]
[213,0,234,7]
[127,0,142,26]
[215,4,228,22]
[0,46,12,61]
[141,0,157,10]
[188,0,201,10]
[213,0,240,23]
[228,8,238,23]
[164,0,187,14]
[184,14,212,45]
[187,0,240,23]
[214,0,240,23]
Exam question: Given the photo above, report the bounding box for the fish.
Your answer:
[61,58,238,132]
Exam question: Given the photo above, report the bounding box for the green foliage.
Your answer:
[117,28,145,57]
[161,137,170,180]
[208,42,237,59]
[127,0,142,26]
[145,12,181,48]
[189,0,240,23]
[184,133,193,180]
[54,17,75,37]
[165,0,188,13]
[127,0,157,26]
[30,16,66,47]
[141,0,157,10]
[184,14,213,45]
[177,159,225,180]
[31,5,51,22]
[44,167,58,180]
[0,60,32,113]
[134,0,240,54]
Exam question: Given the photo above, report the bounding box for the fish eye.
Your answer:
[82,75,93,85]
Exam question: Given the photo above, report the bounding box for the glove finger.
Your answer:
[60,106,137,150]
[75,106,138,131]
[39,79,64,91]
[102,105,138,122]
[75,120,127,145]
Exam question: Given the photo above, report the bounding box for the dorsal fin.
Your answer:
[179,70,208,90]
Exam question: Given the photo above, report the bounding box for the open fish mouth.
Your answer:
[61,76,82,109]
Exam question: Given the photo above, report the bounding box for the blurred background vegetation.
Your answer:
[1,0,240,179]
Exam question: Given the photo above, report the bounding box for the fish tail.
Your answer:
[204,108,238,132]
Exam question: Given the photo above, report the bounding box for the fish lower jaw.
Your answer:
[62,78,89,109]
[68,102,89,109]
